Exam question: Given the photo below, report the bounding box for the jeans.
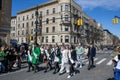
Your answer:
[114,68,120,80]
[77,54,82,66]
[88,57,94,69]
[1,61,5,73]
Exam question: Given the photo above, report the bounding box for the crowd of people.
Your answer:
[0,42,97,78]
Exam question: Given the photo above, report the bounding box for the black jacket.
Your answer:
[87,46,96,58]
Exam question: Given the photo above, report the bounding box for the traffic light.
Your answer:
[30,36,33,40]
[112,17,119,24]
[112,19,115,24]
[115,17,119,24]
[77,18,83,26]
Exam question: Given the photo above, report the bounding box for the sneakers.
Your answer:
[79,65,82,68]
[67,75,71,78]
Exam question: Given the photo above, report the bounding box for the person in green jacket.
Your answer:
[0,46,6,73]
[31,44,41,72]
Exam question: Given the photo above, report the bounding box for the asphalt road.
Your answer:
[0,50,114,80]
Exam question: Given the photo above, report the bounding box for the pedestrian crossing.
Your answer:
[82,57,113,66]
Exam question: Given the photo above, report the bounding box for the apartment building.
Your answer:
[11,0,103,45]
[102,29,113,46]
[10,16,17,40]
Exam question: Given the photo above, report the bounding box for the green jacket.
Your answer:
[31,47,41,64]
[0,51,6,61]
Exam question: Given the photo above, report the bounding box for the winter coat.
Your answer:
[87,46,96,58]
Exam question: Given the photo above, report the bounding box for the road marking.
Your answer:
[106,60,113,65]
[96,58,106,65]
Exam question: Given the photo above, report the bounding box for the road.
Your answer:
[0,50,114,80]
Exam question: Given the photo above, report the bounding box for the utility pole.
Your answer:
[35,6,39,45]
[70,0,72,44]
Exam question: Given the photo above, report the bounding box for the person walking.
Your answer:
[0,46,6,73]
[31,44,41,73]
[27,46,34,72]
[44,45,52,73]
[112,47,120,80]
[84,45,89,59]
[87,43,96,70]
[53,45,61,74]
[59,45,71,78]
[70,45,77,76]
[75,43,84,68]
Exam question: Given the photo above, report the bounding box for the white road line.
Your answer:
[106,60,113,65]
[86,58,98,64]
[96,58,106,65]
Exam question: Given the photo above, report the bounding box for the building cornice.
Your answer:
[17,0,58,15]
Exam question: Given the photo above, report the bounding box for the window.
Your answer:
[46,18,49,24]
[61,5,63,11]
[74,36,76,43]
[13,27,15,31]
[22,30,24,35]
[52,26,55,32]
[18,31,20,35]
[61,24,62,31]
[46,10,49,15]
[26,22,29,27]
[22,23,24,28]
[52,36,55,43]
[46,27,49,33]
[23,16,25,21]
[65,36,69,42]
[46,36,48,43]
[31,21,34,27]
[31,29,33,34]
[18,17,20,21]
[42,37,44,42]
[61,36,63,42]
[65,15,69,21]
[27,15,29,20]
[40,11,42,17]
[65,4,69,11]
[65,26,69,31]
[32,14,34,19]
[53,8,55,14]
[13,33,15,36]
[39,20,42,26]
[52,17,55,23]
[61,15,63,21]
[18,24,20,28]
[21,38,23,43]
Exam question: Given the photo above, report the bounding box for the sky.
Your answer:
[12,0,120,38]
